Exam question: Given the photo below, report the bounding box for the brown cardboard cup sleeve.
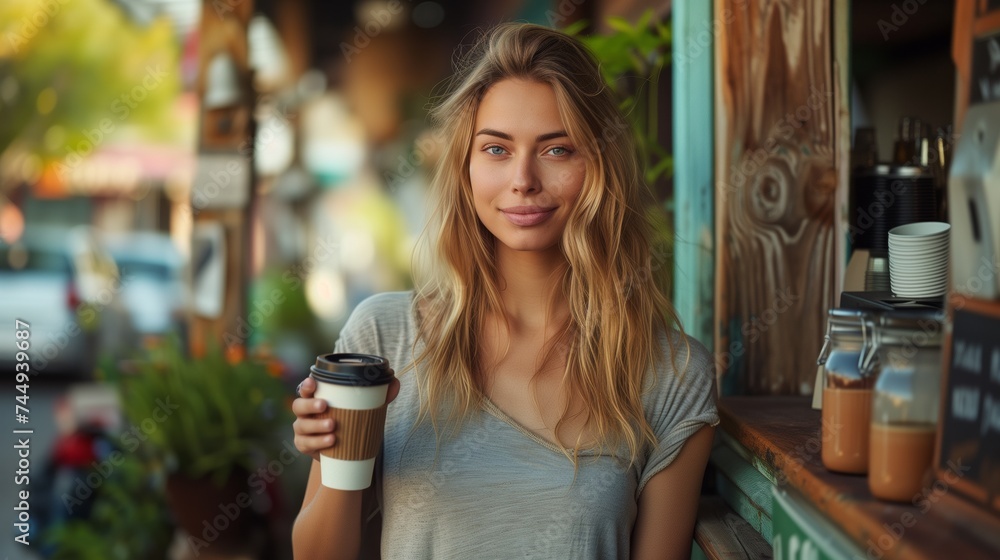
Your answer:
[318,404,388,461]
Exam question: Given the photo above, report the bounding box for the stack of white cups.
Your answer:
[887,222,950,298]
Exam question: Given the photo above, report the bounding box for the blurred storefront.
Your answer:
[4,1,691,559]
[0,0,624,367]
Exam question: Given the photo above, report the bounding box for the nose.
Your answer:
[510,155,540,194]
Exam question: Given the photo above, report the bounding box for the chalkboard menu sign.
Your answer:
[936,296,1000,514]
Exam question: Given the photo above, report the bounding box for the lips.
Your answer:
[500,206,557,226]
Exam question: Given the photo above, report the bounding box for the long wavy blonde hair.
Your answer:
[410,22,684,466]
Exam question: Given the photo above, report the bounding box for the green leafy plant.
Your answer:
[565,10,673,185]
[564,11,675,288]
[101,338,291,487]
[41,451,174,560]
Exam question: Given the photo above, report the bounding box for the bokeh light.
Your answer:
[0,199,25,244]
[36,86,57,114]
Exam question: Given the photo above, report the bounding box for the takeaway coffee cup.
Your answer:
[310,353,393,490]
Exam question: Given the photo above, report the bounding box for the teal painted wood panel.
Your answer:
[696,495,774,559]
[709,433,784,544]
[715,474,774,544]
[712,443,774,543]
[718,430,782,486]
[672,0,715,352]
[712,444,775,516]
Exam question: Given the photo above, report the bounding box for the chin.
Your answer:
[496,237,563,254]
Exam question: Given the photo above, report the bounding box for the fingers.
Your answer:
[294,417,335,436]
[291,377,325,418]
[297,377,317,398]
[293,371,398,419]
[386,377,401,405]
[291,396,328,417]
[294,433,335,455]
[292,415,336,455]
[291,377,336,455]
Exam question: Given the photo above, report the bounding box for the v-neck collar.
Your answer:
[404,291,615,460]
[480,395,608,458]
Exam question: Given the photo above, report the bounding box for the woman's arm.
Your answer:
[290,376,366,559]
[290,376,398,559]
[630,425,715,560]
[292,461,365,560]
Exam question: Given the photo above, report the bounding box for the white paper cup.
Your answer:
[310,353,393,491]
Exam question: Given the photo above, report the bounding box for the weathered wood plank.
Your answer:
[712,443,775,519]
[695,496,773,560]
[714,0,839,395]
[715,474,773,544]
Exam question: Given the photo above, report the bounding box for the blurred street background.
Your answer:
[0,0,674,558]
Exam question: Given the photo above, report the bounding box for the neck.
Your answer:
[493,244,569,331]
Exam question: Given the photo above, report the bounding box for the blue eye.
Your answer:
[548,146,570,156]
[486,145,506,156]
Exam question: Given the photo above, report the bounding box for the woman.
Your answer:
[291,22,717,559]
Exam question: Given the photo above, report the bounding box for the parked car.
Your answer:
[0,226,133,378]
[102,231,189,339]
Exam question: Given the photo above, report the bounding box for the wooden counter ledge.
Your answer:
[718,396,1000,560]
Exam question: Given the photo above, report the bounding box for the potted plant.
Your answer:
[101,338,290,551]
[41,450,174,560]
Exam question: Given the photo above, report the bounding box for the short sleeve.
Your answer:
[331,297,379,355]
[330,291,414,358]
[636,332,719,494]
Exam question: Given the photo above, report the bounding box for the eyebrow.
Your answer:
[475,128,569,142]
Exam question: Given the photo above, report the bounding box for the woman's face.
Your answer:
[468,78,586,255]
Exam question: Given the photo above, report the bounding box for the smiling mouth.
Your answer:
[500,206,557,226]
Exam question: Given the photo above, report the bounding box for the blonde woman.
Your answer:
[291,22,717,560]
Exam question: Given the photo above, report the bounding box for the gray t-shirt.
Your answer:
[333,291,719,559]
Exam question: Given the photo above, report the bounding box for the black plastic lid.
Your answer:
[309,353,393,386]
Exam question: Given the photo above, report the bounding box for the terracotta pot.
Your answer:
[165,470,257,554]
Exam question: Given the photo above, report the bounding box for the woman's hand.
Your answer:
[291,373,401,462]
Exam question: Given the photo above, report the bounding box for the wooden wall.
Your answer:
[714,0,846,394]
[673,0,716,359]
